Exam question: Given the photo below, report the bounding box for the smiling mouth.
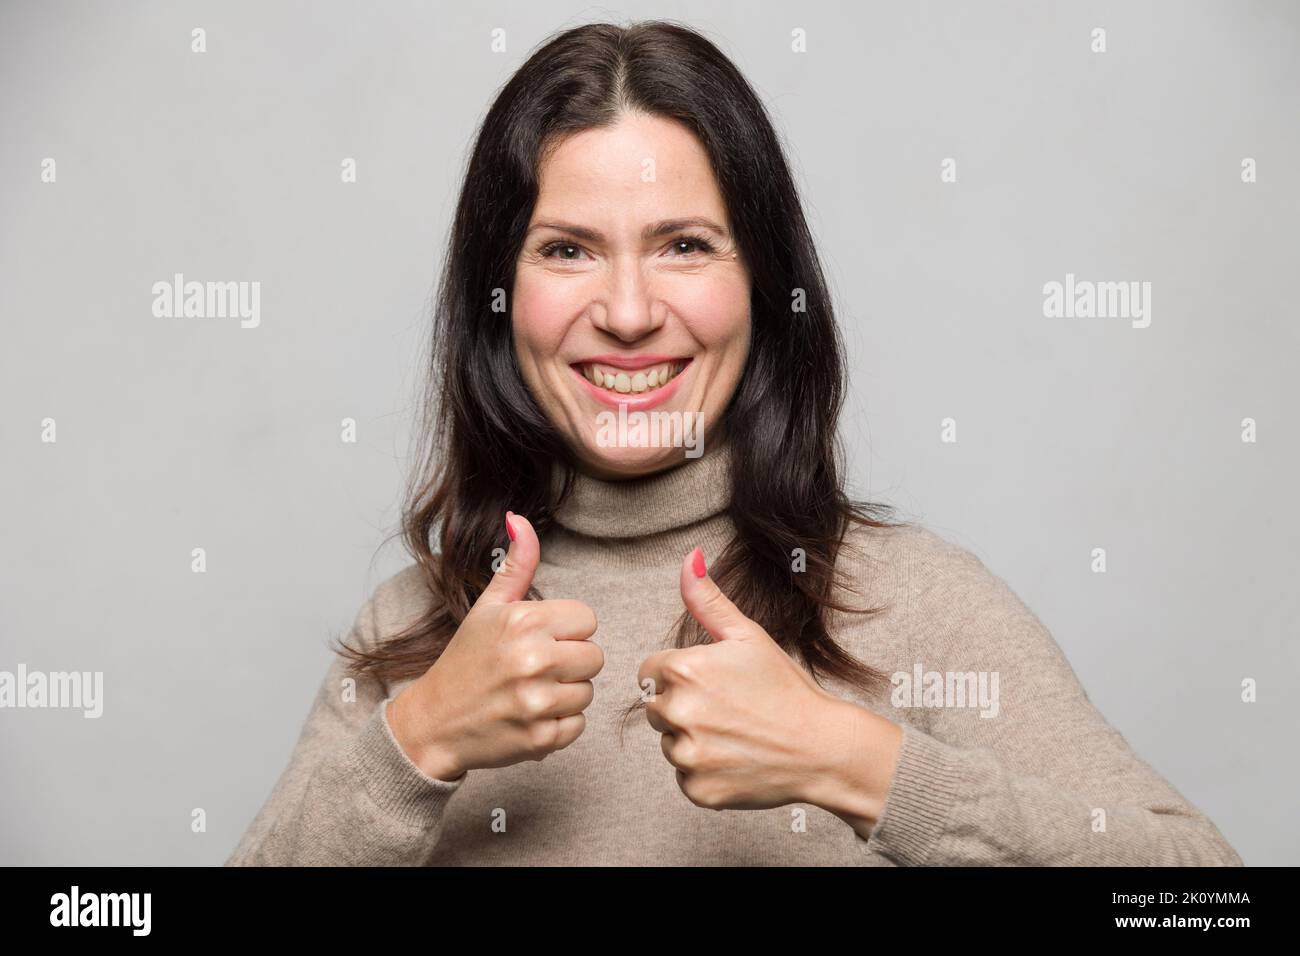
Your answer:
[575,360,689,395]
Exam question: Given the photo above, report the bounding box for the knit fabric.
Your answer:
[226,444,1241,866]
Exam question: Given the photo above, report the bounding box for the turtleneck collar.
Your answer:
[542,440,736,570]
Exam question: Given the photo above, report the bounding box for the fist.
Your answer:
[387,512,604,781]
[637,547,852,811]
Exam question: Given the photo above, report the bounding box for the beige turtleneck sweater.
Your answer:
[226,446,1241,866]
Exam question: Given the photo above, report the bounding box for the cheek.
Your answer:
[674,274,751,353]
[511,273,576,358]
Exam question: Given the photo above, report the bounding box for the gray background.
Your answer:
[1,0,1295,865]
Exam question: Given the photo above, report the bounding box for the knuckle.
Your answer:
[679,774,721,810]
[663,655,697,684]
[509,644,548,679]
[503,604,535,635]
[698,791,725,811]
[526,719,560,753]
[515,682,553,718]
[702,590,729,615]
[662,695,698,729]
[670,737,699,770]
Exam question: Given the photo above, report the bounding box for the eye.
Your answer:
[538,240,589,261]
[536,234,718,262]
[667,234,716,257]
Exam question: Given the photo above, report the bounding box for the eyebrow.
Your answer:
[525,217,728,242]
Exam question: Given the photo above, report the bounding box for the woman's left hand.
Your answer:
[637,548,904,827]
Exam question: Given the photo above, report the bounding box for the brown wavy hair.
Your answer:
[336,19,903,699]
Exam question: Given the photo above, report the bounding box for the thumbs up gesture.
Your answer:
[387,512,604,781]
[637,548,903,818]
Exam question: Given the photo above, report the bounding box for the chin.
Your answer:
[574,433,704,479]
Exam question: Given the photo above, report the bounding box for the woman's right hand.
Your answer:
[386,512,603,782]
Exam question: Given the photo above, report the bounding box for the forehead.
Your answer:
[533,112,727,221]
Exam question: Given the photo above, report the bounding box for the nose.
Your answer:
[590,256,665,342]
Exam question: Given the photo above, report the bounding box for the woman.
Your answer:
[227,20,1240,866]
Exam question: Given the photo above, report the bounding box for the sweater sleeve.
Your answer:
[856,529,1242,867]
[225,575,464,866]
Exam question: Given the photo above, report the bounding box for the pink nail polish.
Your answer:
[691,546,707,578]
[505,511,516,541]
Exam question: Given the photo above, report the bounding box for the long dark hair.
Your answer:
[337,19,903,699]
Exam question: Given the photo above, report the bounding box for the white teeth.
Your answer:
[580,361,686,394]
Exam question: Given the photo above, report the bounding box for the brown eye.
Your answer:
[668,235,716,256]
[540,241,586,260]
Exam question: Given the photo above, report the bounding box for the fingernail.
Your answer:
[505,511,517,541]
[691,546,707,578]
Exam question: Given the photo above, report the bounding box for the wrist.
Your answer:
[803,698,903,837]
[386,690,465,783]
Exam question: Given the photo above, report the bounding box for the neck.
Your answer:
[543,441,735,570]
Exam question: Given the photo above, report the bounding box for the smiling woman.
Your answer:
[512,113,752,479]
[225,19,1241,867]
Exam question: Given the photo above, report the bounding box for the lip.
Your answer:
[575,353,688,371]
[570,357,692,411]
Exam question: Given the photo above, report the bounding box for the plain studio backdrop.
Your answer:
[1,0,1296,866]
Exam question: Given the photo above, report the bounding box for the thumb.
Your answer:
[680,546,754,642]
[480,511,540,605]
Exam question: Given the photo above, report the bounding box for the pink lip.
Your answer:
[570,359,692,411]
[575,353,688,371]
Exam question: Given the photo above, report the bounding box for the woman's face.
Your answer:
[512,111,751,479]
